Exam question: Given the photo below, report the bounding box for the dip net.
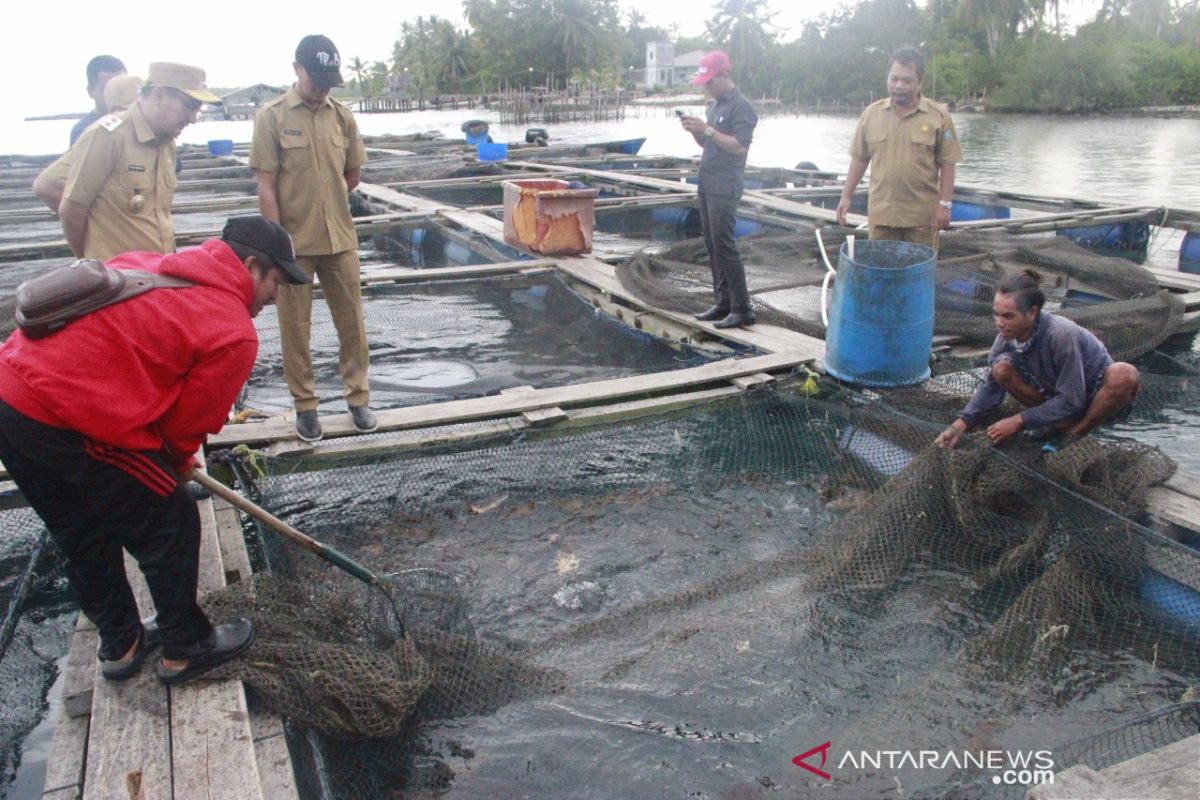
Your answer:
[194,371,1200,798]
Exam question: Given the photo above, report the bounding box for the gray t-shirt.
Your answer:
[697,88,757,198]
[960,312,1114,430]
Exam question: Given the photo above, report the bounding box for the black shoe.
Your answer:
[349,404,378,433]
[155,619,255,686]
[99,621,161,681]
[693,305,730,322]
[296,410,323,442]
[713,312,756,329]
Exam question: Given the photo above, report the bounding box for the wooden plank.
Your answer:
[41,707,89,798]
[500,385,536,395]
[82,662,171,800]
[168,485,263,800]
[62,623,99,719]
[1094,732,1199,800]
[168,680,260,800]
[214,500,251,587]
[522,406,568,426]
[1165,471,1200,501]
[361,259,555,285]
[208,350,811,447]
[1146,486,1200,534]
[251,710,300,800]
[731,372,777,390]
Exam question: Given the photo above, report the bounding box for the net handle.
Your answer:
[188,468,382,587]
[816,229,855,328]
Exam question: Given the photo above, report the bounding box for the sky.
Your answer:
[12,0,1101,119]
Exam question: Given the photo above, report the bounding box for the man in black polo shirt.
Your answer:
[679,50,759,329]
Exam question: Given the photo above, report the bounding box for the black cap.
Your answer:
[221,216,310,285]
[295,34,344,88]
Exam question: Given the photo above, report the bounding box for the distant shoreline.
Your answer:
[24,103,1200,124]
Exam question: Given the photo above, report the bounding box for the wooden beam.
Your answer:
[208,350,812,448]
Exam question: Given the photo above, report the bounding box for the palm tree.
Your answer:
[552,0,602,74]
[462,0,492,30]
[348,56,369,94]
[706,0,779,78]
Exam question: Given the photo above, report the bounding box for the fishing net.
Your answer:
[617,227,1189,362]
[203,373,1199,798]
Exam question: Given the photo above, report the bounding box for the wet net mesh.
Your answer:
[196,373,1199,798]
[616,227,1188,362]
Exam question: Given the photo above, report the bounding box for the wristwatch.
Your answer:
[704,126,715,138]
[938,200,953,208]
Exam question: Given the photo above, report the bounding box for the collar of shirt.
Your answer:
[127,102,158,145]
[715,87,739,104]
[1008,310,1044,353]
[881,94,930,117]
[285,85,333,111]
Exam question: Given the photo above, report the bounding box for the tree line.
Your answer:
[343,0,1200,112]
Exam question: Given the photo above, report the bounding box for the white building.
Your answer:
[644,43,706,89]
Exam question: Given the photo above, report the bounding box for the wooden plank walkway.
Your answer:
[41,468,298,800]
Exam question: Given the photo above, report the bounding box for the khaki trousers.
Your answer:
[868,224,939,251]
[275,250,370,412]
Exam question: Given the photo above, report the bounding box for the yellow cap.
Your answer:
[146,62,221,104]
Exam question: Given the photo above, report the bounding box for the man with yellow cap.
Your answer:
[55,62,220,262]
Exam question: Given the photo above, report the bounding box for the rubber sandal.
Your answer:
[99,621,161,682]
[155,618,255,686]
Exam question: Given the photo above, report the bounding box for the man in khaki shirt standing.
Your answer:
[250,34,374,442]
[53,62,217,263]
[836,47,962,249]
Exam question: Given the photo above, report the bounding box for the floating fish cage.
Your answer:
[214,375,1200,799]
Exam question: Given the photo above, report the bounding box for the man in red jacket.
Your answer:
[0,215,309,685]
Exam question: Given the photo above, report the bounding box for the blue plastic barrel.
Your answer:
[824,240,936,387]
[1180,231,1200,274]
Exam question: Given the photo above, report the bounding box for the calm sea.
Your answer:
[8,105,1200,210]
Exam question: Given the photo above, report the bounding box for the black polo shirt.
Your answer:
[698,88,758,198]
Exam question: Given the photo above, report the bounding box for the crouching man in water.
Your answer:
[0,216,310,684]
[934,269,1140,449]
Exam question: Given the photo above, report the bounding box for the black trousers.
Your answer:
[698,191,751,314]
[0,400,213,660]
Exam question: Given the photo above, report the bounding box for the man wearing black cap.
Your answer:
[251,34,375,443]
[0,216,308,685]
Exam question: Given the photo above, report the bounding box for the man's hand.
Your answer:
[934,203,952,230]
[934,418,968,449]
[835,198,852,226]
[680,115,706,135]
[986,414,1024,444]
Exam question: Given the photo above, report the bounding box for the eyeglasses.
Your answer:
[170,88,204,113]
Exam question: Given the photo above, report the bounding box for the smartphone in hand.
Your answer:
[674,109,685,118]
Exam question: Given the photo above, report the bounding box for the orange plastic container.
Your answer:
[502,179,598,255]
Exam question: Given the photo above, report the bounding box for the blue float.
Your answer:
[950,201,1010,222]
[1058,221,1150,259]
[824,240,936,387]
[1179,231,1200,274]
[1141,535,1200,633]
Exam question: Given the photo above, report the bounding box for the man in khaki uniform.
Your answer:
[836,47,962,249]
[250,34,374,442]
[33,75,144,213]
[53,62,218,262]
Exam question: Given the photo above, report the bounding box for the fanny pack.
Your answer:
[15,258,195,339]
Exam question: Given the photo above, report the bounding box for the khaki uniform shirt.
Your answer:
[849,95,962,228]
[249,87,367,256]
[62,103,177,262]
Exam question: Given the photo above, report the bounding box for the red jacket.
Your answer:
[0,240,259,473]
